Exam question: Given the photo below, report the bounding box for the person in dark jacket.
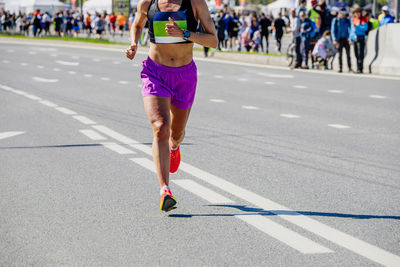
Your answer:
[299,11,313,69]
[216,11,226,50]
[331,9,352,73]
[259,13,272,53]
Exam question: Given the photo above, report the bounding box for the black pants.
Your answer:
[338,38,351,70]
[301,37,310,67]
[276,33,283,52]
[353,37,365,72]
[294,36,302,67]
[261,32,269,53]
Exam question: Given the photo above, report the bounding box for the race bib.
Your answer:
[153,11,187,43]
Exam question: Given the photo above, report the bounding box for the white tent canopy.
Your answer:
[263,0,296,17]
[2,0,64,13]
[83,0,138,15]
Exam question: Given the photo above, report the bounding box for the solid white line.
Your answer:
[55,60,79,66]
[210,99,226,103]
[24,94,42,101]
[0,131,25,140]
[264,81,276,85]
[40,100,58,107]
[280,114,300,119]
[32,77,59,83]
[79,129,107,141]
[73,115,96,125]
[236,215,333,254]
[328,124,350,129]
[328,90,344,94]
[55,107,77,115]
[92,125,152,155]
[118,81,129,84]
[130,157,156,172]
[178,162,400,266]
[101,142,136,154]
[293,85,307,89]
[242,105,260,110]
[172,179,234,204]
[368,94,387,99]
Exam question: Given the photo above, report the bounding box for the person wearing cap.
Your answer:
[378,6,394,26]
[349,7,369,73]
[332,9,352,73]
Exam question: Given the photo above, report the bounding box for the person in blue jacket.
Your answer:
[332,9,352,72]
[349,8,369,73]
[379,6,394,26]
[299,11,313,69]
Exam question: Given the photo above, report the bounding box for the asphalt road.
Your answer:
[1,40,399,266]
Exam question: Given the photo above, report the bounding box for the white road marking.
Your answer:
[172,179,234,204]
[20,63,28,66]
[7,49,14,53]
[237,78,248,82]
[132,63,139,67]
[137,84,142,88]
[72,56,80,59]
[68,71,76,75]
[84,74,93,78]
[368,94,387,99]
[328,90,343,94]
[53,68,61,72]
[79,129,107,141]
[0,131,25,140]
[28,51,37,55]
[40,100,58,107]
[328,124,350,129]
[24,94,42,101]
[101,142,136,154]
[101,77,110,81]
[214,75,224,79]
[178,163,400,266]
[113,61,121,64]
[210,99,226,103]
[55,107,77,115]
[258,73,294,79]
[280,114,300,119]
[242,105,260,110]
[92,125,152,155]
[0,84,13,91]
[118,81,129,85]
[293,85,307,89]
[2,60,10,64]
[73,115,96,125]
[93,58,101,62]
[32,47,57,52]
[264,81,276,85]
[37,65,44,69]
[56,60,79,66]
[32,77,59,83]
[130,158,156,173]
[50,53,58,57]
[237,215,333,254]
[13,89,27,95]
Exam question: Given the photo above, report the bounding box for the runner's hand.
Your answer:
[126,44,137,60]
[166,17,184,37]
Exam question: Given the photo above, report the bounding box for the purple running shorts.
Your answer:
[141,57,197,110]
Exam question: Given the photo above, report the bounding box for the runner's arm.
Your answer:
[126,0,150,60]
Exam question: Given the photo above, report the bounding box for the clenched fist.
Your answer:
[126,44,137,60]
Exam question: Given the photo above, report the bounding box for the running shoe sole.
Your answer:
[160,195,177,212]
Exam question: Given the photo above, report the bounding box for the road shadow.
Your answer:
[169,204,400,220]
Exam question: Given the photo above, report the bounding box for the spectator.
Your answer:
[227,10,239,51]
[299,11,313,69]
[350,8,369,73]
[241,22,252,52]
[379,6,394,26]
[94,14,106,38]
[216,10,226,50]
[259,13,271,53]
[42,12,50,36]
[288,8,302,68]
[331,9,352,73]
[65,11,73,37]
[312,30,335,69]
[32,10,42,37]
[117,12,126,37]
[298,0,307,14]
[54,12,63,36]
[109,12,117,36]
[84,12,92,36]
[272,12,286,53]
[252,26,262,52]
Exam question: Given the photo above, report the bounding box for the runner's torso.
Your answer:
[147,0,198,67]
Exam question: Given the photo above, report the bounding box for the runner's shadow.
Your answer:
[169,204,400,220]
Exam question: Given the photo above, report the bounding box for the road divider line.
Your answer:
[130,158,156,173]
[73,115,96,125]
[79,129,107,141]
[32,77,59,83]
[236,215,333,254]
[24,94,42,101]
[368,94,387,99]
[242,105,260,110]
[328,90,343,94]
[328,124,350,129]
[101,142,136,154]
[55,60,79,66]
[172,179,234,204]
[293,85,307,89]
[55,107,77,115]
[0,131,25,140]
[0,84,14,91]
[210,99,226,103]
[280,114,300,119]
[40,100,58,107]
[13,89,27,95]
[264,81,276,85]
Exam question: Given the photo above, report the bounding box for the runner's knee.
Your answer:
[151,120,170,140]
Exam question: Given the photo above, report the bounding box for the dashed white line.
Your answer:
[32,77,59,83]
[56,60,79,66]
[50,53,58,57]
[280,114,300,119]
[93,58,101,62]
[72,56,80,59]
[214,75,224,79]
[0,131,25,140]
[130,158,156,173]
[73,115,96,125]
[84,74,93,78]
[267,74,294,78]
[101,77,110,81]
[13,89,27,95]
[118,81,129,85]
[328,124,350,129]
[37,65,44,69]
[237,78,248,82]
[293,85,307,89]
[40,100,58,107]
[242,105,260,110]
[2,60,10,64]
[28,51,37,55]
[79,129,107,141]
[55,107,77,115]
[101,142,136,154]
[68,71,77,75]
[20,63,28,66]
[172,179,234,204]
[237,215,333,254]
[210,99,226,103]
[24,94,42,101]
[368,94,387,99]
[53,68,61,72]
[113,61,122,64]
[264,81,276,85]
[7,49,14,53]
[328,90,343,94]
[0,85,13,91]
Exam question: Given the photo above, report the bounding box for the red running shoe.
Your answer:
[169,146,181,173]
[160,187,177,212]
